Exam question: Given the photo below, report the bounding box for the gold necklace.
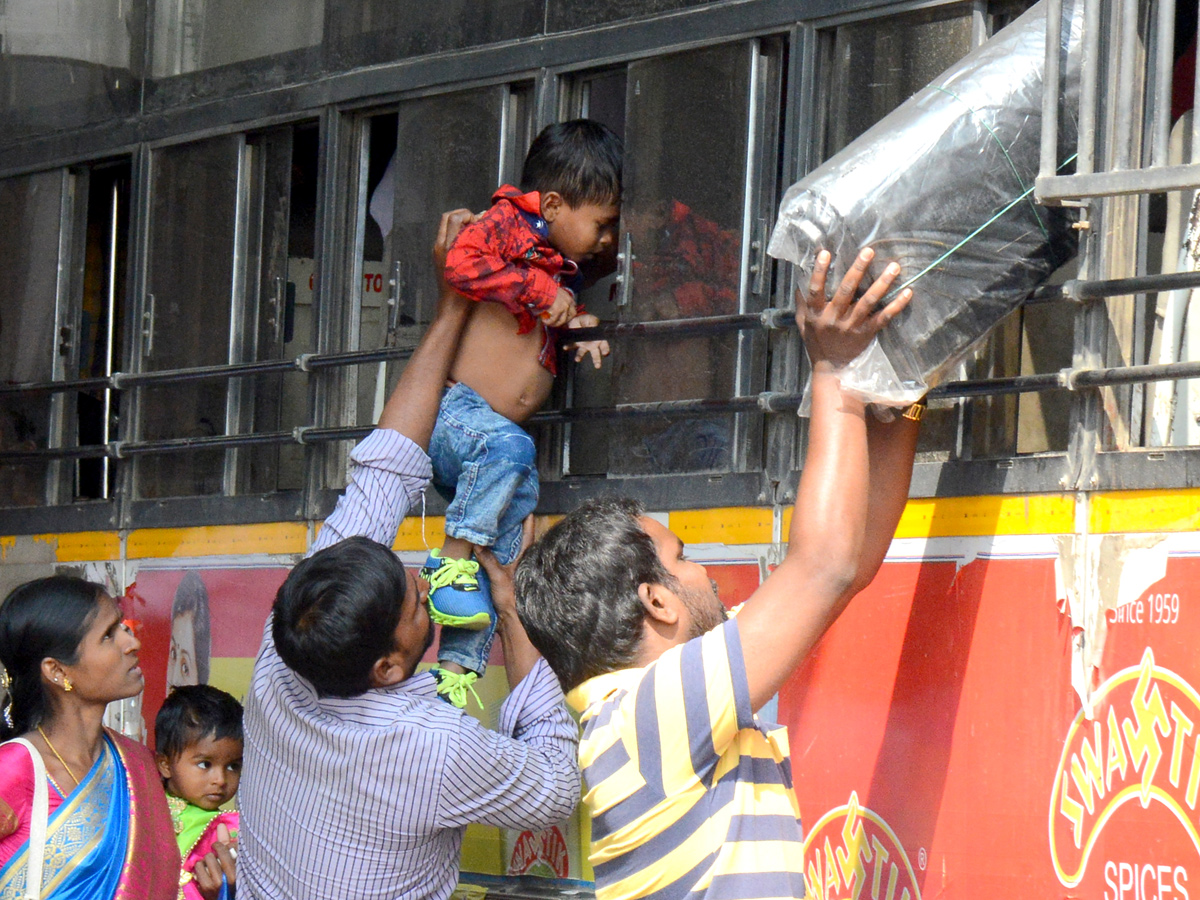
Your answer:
[36,726,80,786]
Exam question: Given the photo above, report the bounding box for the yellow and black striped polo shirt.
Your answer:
[566,619,807,900]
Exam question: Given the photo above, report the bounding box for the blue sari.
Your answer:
[0,735,129,900]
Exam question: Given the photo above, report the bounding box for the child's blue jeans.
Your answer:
[430,383,538,675]
[429,382,539,566]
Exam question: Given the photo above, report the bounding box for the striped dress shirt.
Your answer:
[240,429,580,900]
[567,619,807,900]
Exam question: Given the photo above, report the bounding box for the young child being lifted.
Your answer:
[423,119,621,702]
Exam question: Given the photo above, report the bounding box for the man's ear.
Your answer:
[155,753,173,781]
[369,652,409,689]
[540,191,564,223]
[637,582,679,626]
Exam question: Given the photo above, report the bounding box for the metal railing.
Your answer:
[5,271,1200,465]
[1037,0,1200,203]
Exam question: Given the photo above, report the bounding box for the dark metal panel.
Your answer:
[0,128,144,181]
[0,501,119,536]
[0,63,142,147]
[308,486,449,523]
[323,0,544,72]
[546,0,718,32]
[539,471,771,513]
[775,453,1073,503]
[1094,448,1200,491]
[320,474,767,523]
[141,47,327,114]
[126,490,305,529]
[0,0,145,148]
[907,453,1072,497]
[0,0,943,175]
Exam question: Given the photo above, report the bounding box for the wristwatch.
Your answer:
[901,399,927,422]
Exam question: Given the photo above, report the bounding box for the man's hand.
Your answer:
[476,516,534,624]
[736,246,916,711]
[799,248,911,369]
[477,517,541,688]
[540,288,578,327]
[565,313,610,369]
[433,209,478,314]
[191,823,236,900]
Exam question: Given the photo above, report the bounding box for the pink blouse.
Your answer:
[0,741,67,867]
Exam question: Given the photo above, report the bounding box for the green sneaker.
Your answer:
[434,668,483,710]
[421,551,494,631]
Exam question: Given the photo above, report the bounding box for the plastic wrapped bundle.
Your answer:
[768,0,1082,406]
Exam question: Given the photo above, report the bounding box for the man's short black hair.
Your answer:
[520,119,622,209]
[515,497,674,692]
[155,684,243,761]
[271,536,406,698]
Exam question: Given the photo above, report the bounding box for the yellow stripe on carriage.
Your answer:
[127,523,306,558]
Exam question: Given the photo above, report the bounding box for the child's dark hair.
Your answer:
[520,119,622,208]
[155,684,243,761]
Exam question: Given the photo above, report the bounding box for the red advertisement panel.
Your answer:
[124,566,287,748]
[784,552,1200,900]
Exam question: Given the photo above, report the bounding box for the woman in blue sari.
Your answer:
[0,577,180,899]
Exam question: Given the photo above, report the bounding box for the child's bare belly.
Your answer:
[449,302,555,423]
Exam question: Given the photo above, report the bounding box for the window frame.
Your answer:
[1,0,1199,535]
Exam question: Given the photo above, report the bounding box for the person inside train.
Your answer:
[515,247,924,900]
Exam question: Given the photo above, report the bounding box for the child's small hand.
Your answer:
[565,314,610,369]
[192,824,237,900]
[541,288,577,327]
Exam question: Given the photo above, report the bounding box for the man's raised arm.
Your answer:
[312,209,474,554]
[377,209,475,447]
[736,248,918,709]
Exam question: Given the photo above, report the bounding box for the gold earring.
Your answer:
[62,677,73,693]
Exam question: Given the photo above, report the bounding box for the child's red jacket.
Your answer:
[444,186,582,374]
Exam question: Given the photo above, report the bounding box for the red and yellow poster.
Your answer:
[125,565,288,748]
[787,547,1200,900]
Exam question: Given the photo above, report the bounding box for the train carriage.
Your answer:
[2,0,1199,897]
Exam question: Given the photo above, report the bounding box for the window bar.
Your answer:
[1077,0,1102,177]
[223,137,255,495]
[11,271,1200,403]
[101,181,120,499]
[48,169,77,506]
[118,357,298,385]
[1113,0,1142,172]
[1150,0,1177,169]
[1039,0,1064,181]
[1068,269,1200,299]
[732,39,764,473]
